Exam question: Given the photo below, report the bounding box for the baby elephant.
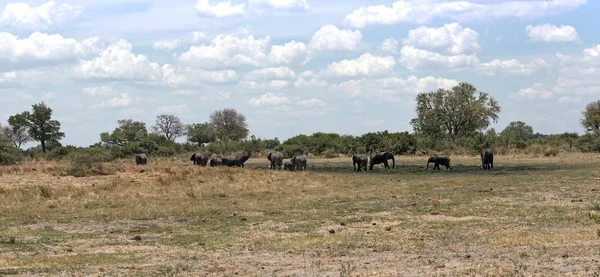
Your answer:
[135,153,148,165]
[284,161,294,171]
[426,155,452,170]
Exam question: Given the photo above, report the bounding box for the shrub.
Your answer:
[322,149,340,158]
[47,145,78,160]
[156,146,176,157]
[0,136,22,165]
[544,147,559,157]
[63,148,114,177]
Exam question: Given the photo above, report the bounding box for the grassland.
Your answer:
[1,153,600,276]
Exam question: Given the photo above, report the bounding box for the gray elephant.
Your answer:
[284,161,294,171]
[190,153,209,167]
[222,154,250,167]
[209,156,223,167]
[135,153,147,165]
[427,155,452,170]
[369,151,395,170]
[291,155,307,171]
[352,154,368,172]
[481,148,494,170]
[267,152,283,170]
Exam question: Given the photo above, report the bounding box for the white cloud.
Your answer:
[297,98,324,107]
[336,75,458,101]
[195,0,245,17]
[192,32,206,43]
[248,0,309,11]
[378,38,399,54]
[92,93,132,109]
[403,23,480,55]
[398,46,479,70]
[153,39,180,51]
[42,91,56,100]
[344,0,586,28]
[161,64,238,85]
[526,24,579,42]
[76,39,162,80]
[0,1,82,30]
[157,104,189,114]
[308,25,362,52]
[510,83,553,100]
[238,80,293,90]
[178,29,270,68]
[83,86,113,96]
[0,72,17,83]
[558,96,582,103]
[324,53,396,77]
[245,67,296,80]
[0,32,101,64]
[249,93,290,106]
[267,41,309,65]
[478,58,550,76]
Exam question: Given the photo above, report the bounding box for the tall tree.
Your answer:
[410,82,501,141]
[100,119,148,146]
[9,102,64,153]
[499,121,534,149]
[186,122,216,145]
[3,118,32,148]
[581,100,600,132]
[209,108,249,141]
[151,114,185,142]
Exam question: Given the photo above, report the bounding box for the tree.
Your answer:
[9,102,65,153]
[100,119,148,146]
[410,82,501,141]
[581,100,600,132]
[209,108,249,141]
[3,119,32,148]
[151,114,185,142]
[186,122,217,146]
[499,121,534,149]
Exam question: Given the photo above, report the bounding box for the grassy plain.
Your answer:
[1,153,600,276]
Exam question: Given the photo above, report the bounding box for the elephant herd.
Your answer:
[137,148,495,172]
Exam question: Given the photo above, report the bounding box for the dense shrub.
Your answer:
[0,137,23,165]
[63,148,114,177]
[156,146,176,157]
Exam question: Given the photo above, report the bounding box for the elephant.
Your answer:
[369,151,395,170]
[284,161,294,171]
[209,156,223,167]
[352,154,368,172]
[291,155,307,171]
[481,148,494,170]
[267,152,283,170]
[135,153,147,165]
[426,155,452,170]
[222,154,250,167]
[190,153,209,167]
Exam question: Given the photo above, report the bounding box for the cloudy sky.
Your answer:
[0,0,598,147]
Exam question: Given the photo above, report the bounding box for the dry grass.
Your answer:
[1,153,600,276]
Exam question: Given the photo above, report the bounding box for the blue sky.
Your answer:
[0,0,598,147]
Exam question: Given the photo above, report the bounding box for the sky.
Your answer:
[0,0,599,147]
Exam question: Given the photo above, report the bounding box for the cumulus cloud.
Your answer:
[558,96,582,103]
[403,23,480,55]
[526,24,579,42]
[195,0,245,17]
[153,39,180,51]
[297,98,325,107]
[192,32,206,43]
[91,93,132,109]
[0,72,17,83]
[336,75,458,102]
[344,0,586,28]
[0,32,101,65]
[83,86,113,96]
[245,67,296,81]
[238,80,293,90]
[324,53,396,77]
[248,0,309,11]
[161,64,238,85]
[267,41,309,65]
[308,25,362,52]
[0,1,82,30]
[510,83,553,100]
[76,39,162,80]
[157,104,189,114]
[378,38,399,54]
[249,93,290,106]
[478,58,551,76]
[398,46,479,70]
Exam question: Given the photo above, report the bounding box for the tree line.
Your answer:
[2,82,600,164]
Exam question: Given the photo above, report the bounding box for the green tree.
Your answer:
[186,122,217,146]
[2,119,32,148]
[499,121,534,149]
[100,119,148,146]
[410,82,501,141]
[209,108,249,141]
[581,100,600,132]
[151,114,185,142]
[9,102,65,153]
[0,132,23,164]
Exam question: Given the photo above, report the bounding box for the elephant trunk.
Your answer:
[426,161,430,169]
[391,155,395,169]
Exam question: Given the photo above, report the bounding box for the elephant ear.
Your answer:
[267,153,272,161]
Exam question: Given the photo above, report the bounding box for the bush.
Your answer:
[544,147,559,157]
[156,146,176,157]
[63,148,114,177]
[0,146,23,165]
[47,145,78,160]
[322,149,340,158]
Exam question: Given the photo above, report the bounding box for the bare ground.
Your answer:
[1,153,600,276]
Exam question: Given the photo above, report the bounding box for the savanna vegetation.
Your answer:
[2,83,600,275]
